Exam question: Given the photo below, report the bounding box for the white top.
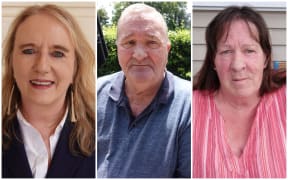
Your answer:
[17,108,68,178]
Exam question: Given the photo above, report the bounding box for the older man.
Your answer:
[97,3,191,178]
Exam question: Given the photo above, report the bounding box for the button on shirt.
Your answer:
[97,71,191,178]
[17,109,67,178]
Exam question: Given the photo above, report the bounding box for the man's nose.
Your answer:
[132,44,148,61]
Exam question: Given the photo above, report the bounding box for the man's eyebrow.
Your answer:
[120,34,161,41]
[119,33,134,41]
[146,34,160,40]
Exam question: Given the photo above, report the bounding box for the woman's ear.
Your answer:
[264,54,270,68]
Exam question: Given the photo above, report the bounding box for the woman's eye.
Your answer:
[220,50,232,55]
[52,51,65,58]
[22,49,35,54]
[246,49,255,54]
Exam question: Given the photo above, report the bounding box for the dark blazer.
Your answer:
[2,117,95,178]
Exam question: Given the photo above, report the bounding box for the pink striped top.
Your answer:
[193,86,286,178]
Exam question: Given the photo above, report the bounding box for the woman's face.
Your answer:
[12,13,75,108]
[214,19,266,98]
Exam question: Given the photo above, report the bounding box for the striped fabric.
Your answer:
[193,86,286,178]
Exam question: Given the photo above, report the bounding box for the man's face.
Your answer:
[117,14,171,87]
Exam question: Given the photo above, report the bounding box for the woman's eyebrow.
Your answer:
[53,45,70,52]
[17,43,70,53]
[18,43,36,49]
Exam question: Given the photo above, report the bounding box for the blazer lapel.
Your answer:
[3,117,94,178]
[46,119,83,177]
[2,119,33,178]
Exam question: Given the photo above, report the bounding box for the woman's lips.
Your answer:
[232,78,248,81]
[30,80,55,89]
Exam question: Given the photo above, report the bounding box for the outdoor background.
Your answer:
[193,2,286,75]
[97,2,191,80]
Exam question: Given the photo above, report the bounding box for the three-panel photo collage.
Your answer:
[1,0,287,178]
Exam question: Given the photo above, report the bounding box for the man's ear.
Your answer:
[167,41,171,52]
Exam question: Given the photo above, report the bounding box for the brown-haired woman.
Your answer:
[193,6,285,178]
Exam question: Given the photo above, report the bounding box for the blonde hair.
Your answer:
[2,4,95,156]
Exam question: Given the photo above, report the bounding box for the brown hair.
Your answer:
[193,6,284,95]
[2,4,95,156]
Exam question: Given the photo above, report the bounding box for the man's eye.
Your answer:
[147,41,160,49]
[52,51,65,58]
[22,49,35,54]
[122,41,135,49]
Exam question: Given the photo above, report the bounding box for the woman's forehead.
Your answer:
[218,19,259,43]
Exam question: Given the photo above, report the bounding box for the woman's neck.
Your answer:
[20,101,66,137]
[215,90,261,110]
[214,90,261,157]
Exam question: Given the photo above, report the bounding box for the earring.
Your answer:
[7,85,15,115]
[70,85,77,122]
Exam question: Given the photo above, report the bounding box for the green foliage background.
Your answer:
[110,2,190,30]
[97,26,191,80]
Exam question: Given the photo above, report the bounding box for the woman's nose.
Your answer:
[33,53,50,74]
[230,52,246,71]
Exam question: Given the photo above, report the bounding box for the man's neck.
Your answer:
[125,78,163,117]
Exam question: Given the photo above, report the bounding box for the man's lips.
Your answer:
[131,64,150,66]
[130,64,152,68]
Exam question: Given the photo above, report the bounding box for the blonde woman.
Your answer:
[2,4,95,178]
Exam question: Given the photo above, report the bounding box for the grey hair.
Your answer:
[116,3,169,41]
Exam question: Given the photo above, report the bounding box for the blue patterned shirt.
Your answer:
[97,71,191,178]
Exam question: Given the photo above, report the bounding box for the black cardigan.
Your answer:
[2,117,95,178]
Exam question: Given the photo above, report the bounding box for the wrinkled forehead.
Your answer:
[121,13,164,29]
[117,16,167,44]
[118,5,164,23]
[218,19,260,43]
[117,8,168,39]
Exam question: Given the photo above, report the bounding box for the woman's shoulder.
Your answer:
[268,84,286,99]
[193,90,213,110]
[273,84,286,103]
[193,90,212,101]
[261,85,286,113]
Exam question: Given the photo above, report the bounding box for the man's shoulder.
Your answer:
[97,72,123,90]
[168,72,191,94]
[98,71,122,83]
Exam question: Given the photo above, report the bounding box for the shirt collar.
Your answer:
[108,71,125,102]
[17,107,68,132]
[108,71,175,104]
